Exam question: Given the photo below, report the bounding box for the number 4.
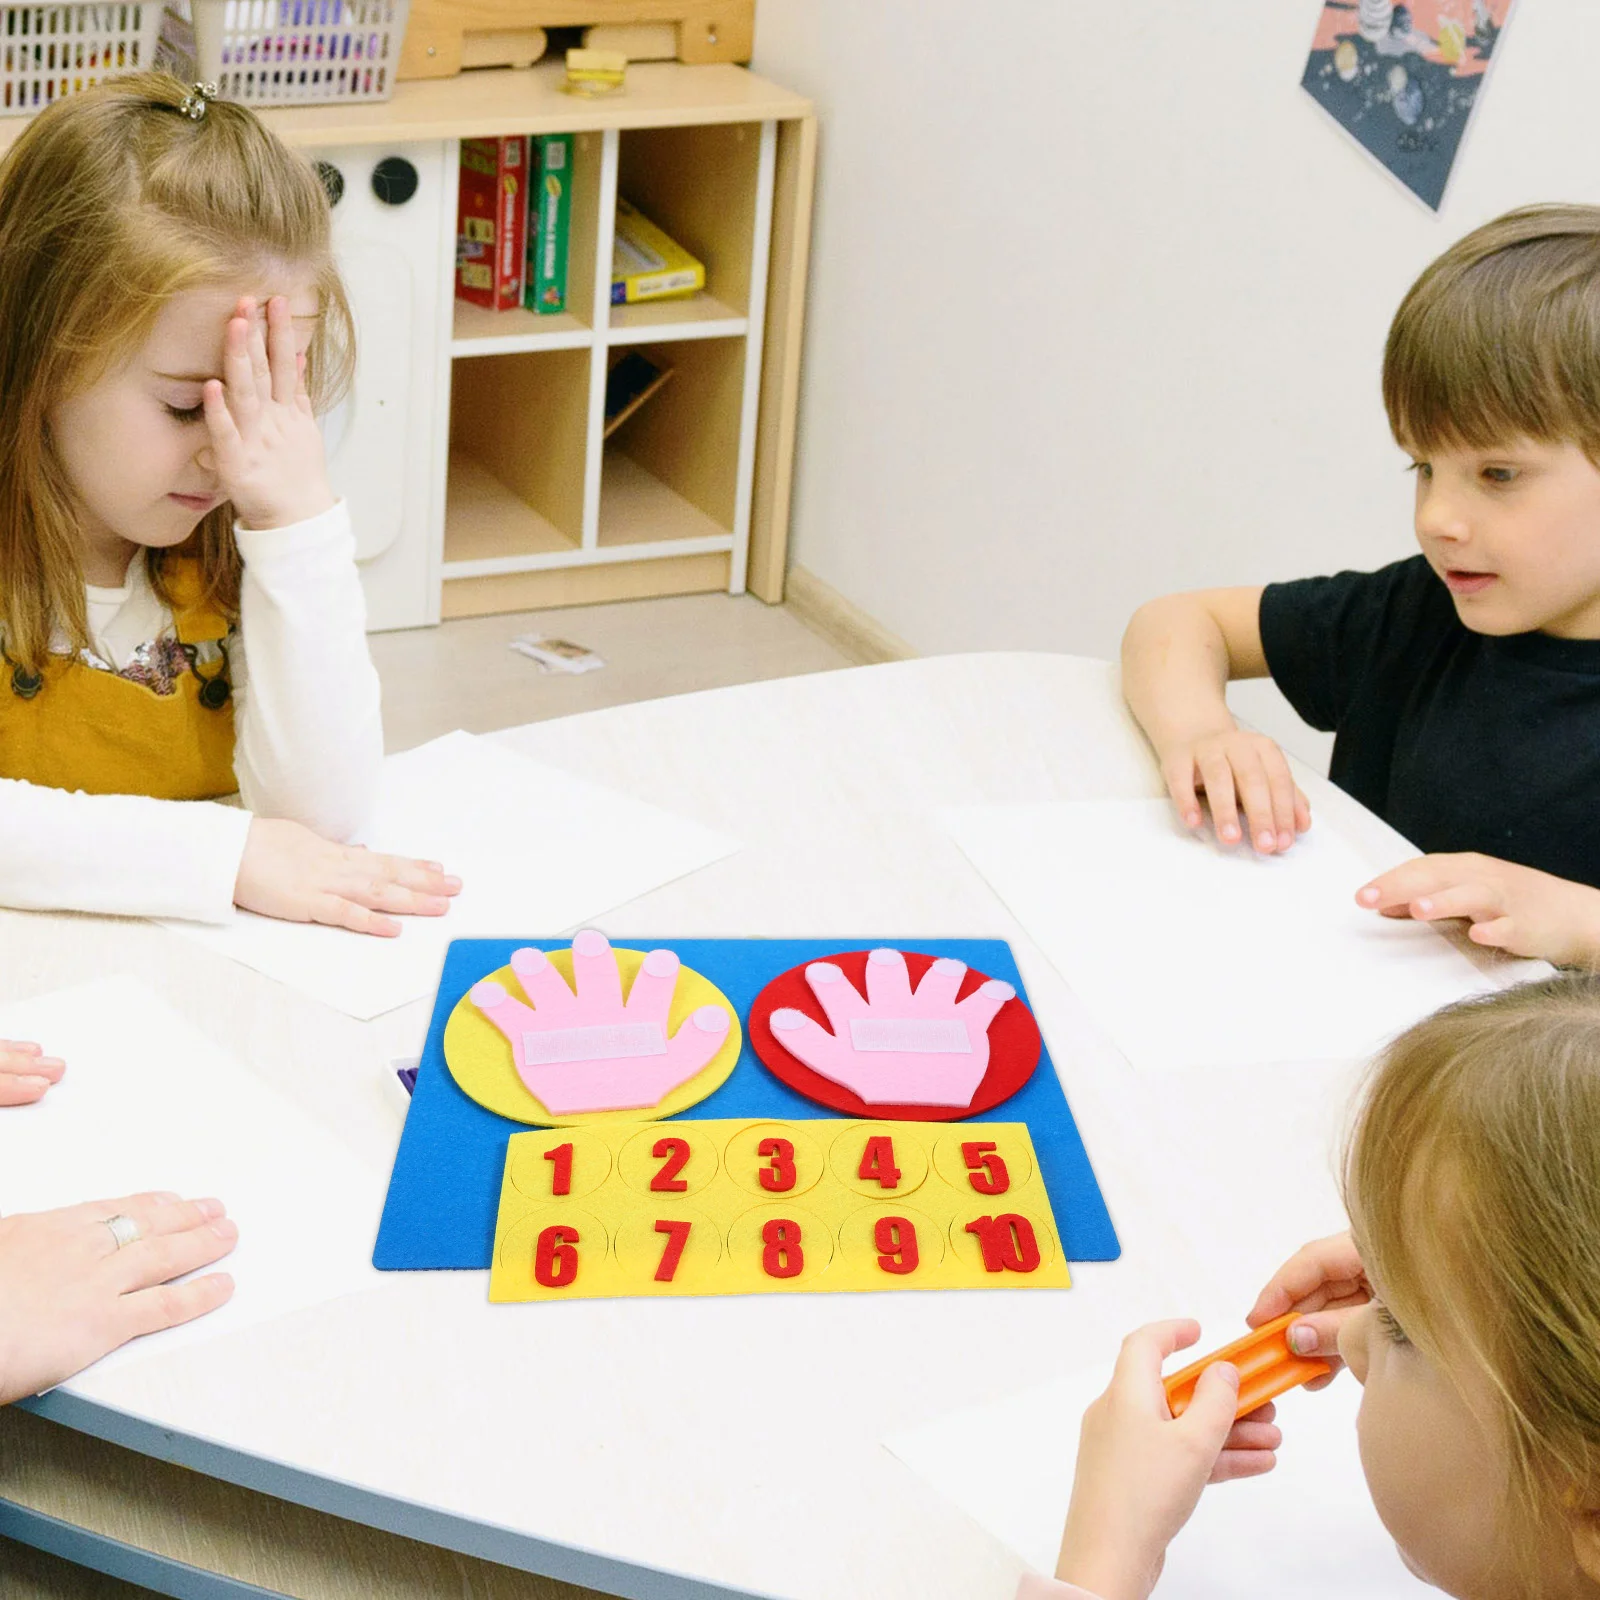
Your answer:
[857,1135,902,1189]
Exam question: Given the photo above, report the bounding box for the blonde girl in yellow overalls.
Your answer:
[0,74,458,933]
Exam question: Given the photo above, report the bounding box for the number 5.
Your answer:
[961,1140,1010,1195]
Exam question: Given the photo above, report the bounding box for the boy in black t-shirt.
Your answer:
[1121,205,1600,968]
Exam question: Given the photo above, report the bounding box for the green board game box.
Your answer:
[526,133,573,315]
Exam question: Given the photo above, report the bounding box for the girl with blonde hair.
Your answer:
[0,73,456,930]
[1027,975,1600,1599]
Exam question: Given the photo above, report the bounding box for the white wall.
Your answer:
[753,0,1600,766]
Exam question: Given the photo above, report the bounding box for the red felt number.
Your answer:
[544,1142,574,1197]
[873,1215,920,1275]
[961,1140,1010,1196]
[650,1136,692,1192]
[857,1135,902,1189]
[653,1219,692,1282]
[964,1214,1042,1274]
[758,1136,797,1193]
[533,1224,580,1288]
[761,1218,804,1278]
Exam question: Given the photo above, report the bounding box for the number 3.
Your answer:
[758,1136,796,1192]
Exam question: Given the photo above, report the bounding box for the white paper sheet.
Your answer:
[941,799,1499,1074]
[886,1362,1434,1598]
[162,730,740,1020]
[0,978,385,1383]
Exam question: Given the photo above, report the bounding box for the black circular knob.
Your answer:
[314,160,345,207]
[371,156,419,206]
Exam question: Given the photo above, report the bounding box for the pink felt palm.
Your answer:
[469,930,730,1114]
[769,948,1015,1108]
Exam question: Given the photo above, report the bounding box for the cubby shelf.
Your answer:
[434,107,781,617]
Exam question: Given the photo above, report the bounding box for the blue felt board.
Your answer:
[373,939,1121,1269]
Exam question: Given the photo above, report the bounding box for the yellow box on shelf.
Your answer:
[489,1117,1070,1302]
[611,198,706,304]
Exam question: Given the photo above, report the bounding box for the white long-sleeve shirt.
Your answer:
[0,502,382,923]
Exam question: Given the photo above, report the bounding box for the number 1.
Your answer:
[544,1142,573,1196]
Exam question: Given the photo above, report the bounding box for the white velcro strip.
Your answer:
[521,1023,668,1065]
[849,1018,972,1055]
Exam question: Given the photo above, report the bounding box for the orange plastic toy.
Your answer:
[1163,1312,1333,1421]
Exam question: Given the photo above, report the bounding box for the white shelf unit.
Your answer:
[439,117,777,615]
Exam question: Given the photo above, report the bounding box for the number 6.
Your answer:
[534,1224,580,1288]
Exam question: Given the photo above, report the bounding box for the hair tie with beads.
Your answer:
[177,82,218,122]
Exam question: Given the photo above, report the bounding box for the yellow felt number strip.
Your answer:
[488,1118,1070,1302]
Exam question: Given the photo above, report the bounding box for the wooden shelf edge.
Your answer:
[442,534,733,579]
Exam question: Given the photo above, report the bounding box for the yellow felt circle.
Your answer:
[616,1123,720,1198]
[827,1122,930,1200]
[613,1208,723,1294]
[837,1203,946,1273]
[507,1128,613,1202]
[946,1205,1058,1275]
[722,1119,826,1199]
[443,946,742,1126]
[931,1126,1034,1199]
[494,1207,614,1298]
[726,1202,834,1286]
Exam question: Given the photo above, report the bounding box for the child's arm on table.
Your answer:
[1121,589,1309,855]
[1356,854,1600,968]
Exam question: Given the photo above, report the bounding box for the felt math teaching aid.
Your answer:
[445,932,740,1121]
[489,1118,1068,1302]
[751,948,1040,1118]
[373,938,1120,1271]
[1163,1313,1333,1422]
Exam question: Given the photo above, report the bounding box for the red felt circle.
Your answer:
[748,950,1042,1121]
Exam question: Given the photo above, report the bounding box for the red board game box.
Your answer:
[456,137,528,311]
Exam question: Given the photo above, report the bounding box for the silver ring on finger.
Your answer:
[102,1213,141,1251]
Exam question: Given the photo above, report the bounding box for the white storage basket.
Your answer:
[2,3,183,115]
[192,0,408,105]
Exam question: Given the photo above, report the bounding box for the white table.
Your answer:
[0,654,1501,1600]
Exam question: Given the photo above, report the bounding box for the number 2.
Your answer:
[653,1219,692,1282]
[758,1136,796,1192]
[761,1218,804,1278]
[961,1140,1010,1196]
[651,1136,691,1192]
[534,1224,580,1288]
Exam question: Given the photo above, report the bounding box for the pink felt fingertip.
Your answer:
[772,1008,807,1031]
[868,947,899,966]
[471,980,507,1006]
[806,962,844,985]
[573,929,610,957]
[511,946,549,977]
[979,980,1015,1003]
[930,957,964,979]
[691,1005,729,1034]
[643,948,679,977]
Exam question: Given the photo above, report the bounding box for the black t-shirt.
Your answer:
[1259,555,1600,887]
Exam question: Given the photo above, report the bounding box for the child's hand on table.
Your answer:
[203,294,334,531]
[0,1040,64,1106]
[1247,1230,1370,1380]
[1356,853,1600,966]
[1053,1320,1281,1600]
[1157,726,1311,856]
[235,818,461,937]
[0,1192,236,1404]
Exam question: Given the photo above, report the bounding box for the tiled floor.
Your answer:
[369,592,855,752]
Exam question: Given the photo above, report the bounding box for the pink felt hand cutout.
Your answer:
[469,931,731,1115]
[769,948,1014,1109]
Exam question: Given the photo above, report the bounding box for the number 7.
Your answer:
[654,1219,692,1282]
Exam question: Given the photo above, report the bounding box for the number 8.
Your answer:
[761,1217,803,1278]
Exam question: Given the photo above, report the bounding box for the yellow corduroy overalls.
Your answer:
[0,558,237,800]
